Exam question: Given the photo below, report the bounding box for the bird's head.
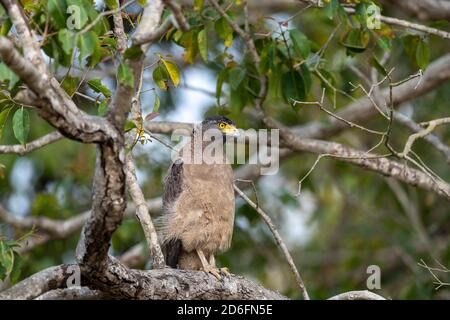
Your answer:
[201,116,239,137]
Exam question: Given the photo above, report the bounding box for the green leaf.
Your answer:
[58,29,76,54]
[9,252,23,284]
[78,31,97,62]
[153,94,160,113]
[0,63,19,90]
[98,99,108,116]
[429,20,449,29]
[377,36,391,51]
[104,0,118,9]
[0,18,12,36]
[124,120,136,132]
[416,39,430,70]
[12,107,30,145]
[300,64,312,95]
[281,71,306,106]
[153,65,169,90]
[216,68,228,106]
[117,63,135,88]
[0,106,12,142]
[198,29,208,63]
[123,46,144,60]
[48,0,68,29]
[324,0,339,20]
[403,35,420,63]
[370,56,388,76]
[289,29,310,59]
[340,28,370,54]
[229,67,246,91]
[61,75,80,96]
[194,0,204,11]
[215,17,233,47]
[161,59,180,87]
[87,79,111,98]
[0,247,14,275]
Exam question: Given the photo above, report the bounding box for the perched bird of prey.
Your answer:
[158,116,239,279]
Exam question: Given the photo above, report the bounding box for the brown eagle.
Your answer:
[158,116,239,279]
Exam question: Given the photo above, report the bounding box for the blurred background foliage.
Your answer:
[1,0,450,299]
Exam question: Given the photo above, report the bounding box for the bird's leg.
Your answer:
[209,254,230,277]
[196,249,221,280]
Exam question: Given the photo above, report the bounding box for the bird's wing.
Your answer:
[161,158,184,267]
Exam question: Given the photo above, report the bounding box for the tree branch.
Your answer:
[125,153,165,269]
[0,131,63,155]
[162,0,189,32]
[328,290,386,300]
[0,264,76,300]
[234,185,310,300]
[280,131,450,200]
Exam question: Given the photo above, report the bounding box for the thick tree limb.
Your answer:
[0,36,118,143]
[1,260,286,299]
[34,287,105,300]
[0,265,76,300]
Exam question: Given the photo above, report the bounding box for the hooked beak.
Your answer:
[222,124,240,137]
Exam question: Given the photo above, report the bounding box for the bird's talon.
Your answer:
[203,266,222,280]
[220,267,230,277]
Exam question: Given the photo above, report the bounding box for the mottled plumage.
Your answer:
[158,116,238,277]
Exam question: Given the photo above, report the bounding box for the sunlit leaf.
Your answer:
[215,17,233,47]
[153,65,169,90]
[194,0,204,11]
[161,59,180,87]
[198,29,208,63]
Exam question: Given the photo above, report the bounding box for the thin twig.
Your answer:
[162,0,189,32]
[233,184,310,300]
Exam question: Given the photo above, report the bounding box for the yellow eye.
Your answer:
[219,122,226,129]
